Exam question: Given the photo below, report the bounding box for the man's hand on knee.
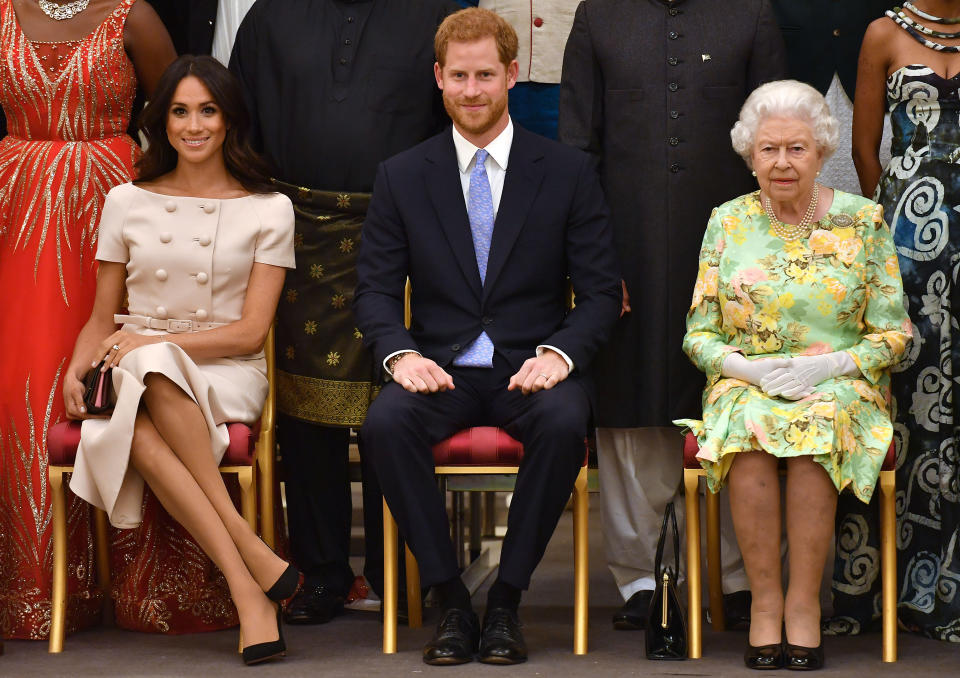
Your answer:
[508,350,570,395]
[393,354,455,393]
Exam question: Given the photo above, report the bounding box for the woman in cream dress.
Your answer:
[63,56,299,664]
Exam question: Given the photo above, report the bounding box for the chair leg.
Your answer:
[48,466,68,653]
[93,508,112,625]
[705,486,725,632]
[258,429,276,550]
[683,468,702,659]
[383,499,399,654]
[880,469,898,662]
[405,545,422,628]
[573,466,589,655]
[237,468,257,532]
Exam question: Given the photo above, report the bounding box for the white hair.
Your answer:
[730,79,838,168]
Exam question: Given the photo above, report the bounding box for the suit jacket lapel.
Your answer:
[424,134,483,299]
[483,128,544,302]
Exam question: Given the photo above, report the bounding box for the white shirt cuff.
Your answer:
[383,349,421,378]
[537,345,574,375]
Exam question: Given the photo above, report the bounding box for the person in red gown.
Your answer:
[0,0,177,639]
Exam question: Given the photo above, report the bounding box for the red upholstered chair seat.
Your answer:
[682,431,895,471]
[47,419,260,467]
[431,426,525,465]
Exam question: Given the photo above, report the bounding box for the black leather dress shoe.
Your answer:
[423,608,480,665]
[612,590,653,630]
[744,641,784,670]
[478,607,527,665]
[724,590,752,629]
[283,584,345,625]
[785,642,824,670]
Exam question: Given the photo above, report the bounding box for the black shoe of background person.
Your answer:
[612,590,653,630]
[723,590,753,630]
[283,584,345,625]
[477,607,527,665]
[422,608,480,665]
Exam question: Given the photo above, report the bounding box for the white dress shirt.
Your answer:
[384,118,573,376]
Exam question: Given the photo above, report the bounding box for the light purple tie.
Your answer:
[453,149,495,368]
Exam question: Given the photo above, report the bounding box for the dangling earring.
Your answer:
[751,170,757,177]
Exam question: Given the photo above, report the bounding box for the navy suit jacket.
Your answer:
[354,124,621,380]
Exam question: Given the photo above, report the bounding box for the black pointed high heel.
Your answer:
[242,605,286,666]
[265,563,301,602]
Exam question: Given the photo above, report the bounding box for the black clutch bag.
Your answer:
[82,360,114,414]
[645,501,688,660]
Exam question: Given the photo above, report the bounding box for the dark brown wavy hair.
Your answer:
[135,55,274,193]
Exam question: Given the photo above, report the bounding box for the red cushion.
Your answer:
[683,431,896,471]
[432,427,525,466]
[47,420,259,467]
[48,421,83,465]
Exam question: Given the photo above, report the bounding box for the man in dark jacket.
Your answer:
[559,0,788,630]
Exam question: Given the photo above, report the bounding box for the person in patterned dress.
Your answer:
[846,0,960,642]
[677,80,912,669]
[0,0,175,640]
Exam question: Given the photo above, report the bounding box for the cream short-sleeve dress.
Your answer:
[70,183,295,528]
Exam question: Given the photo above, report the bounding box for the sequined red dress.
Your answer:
[0,0,236,638]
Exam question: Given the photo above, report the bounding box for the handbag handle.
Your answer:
[654,501,680,580]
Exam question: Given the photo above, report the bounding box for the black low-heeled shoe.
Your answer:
[744,641,785,669]
[265,563,301,603]
[242,606,286,666]
[785,642,824,670]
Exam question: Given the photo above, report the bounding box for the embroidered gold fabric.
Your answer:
[277,371,378,427]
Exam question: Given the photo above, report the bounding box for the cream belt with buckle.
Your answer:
[115,314,228,333]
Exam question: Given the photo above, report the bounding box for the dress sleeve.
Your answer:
[252,193,296,269]
[844,204,913,384]
[94,184,134,264]
[682,207,739,389]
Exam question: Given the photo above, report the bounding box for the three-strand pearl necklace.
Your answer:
[763,183,819,241]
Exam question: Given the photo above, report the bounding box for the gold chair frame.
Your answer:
[48,326,278,653]
[682,462,897,662]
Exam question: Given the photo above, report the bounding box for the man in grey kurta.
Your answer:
[559,0,788,628]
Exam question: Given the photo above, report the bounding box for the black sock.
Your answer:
[486,579,521,613]
[436,576,472,613]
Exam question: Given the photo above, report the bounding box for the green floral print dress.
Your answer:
[675,190,912,503]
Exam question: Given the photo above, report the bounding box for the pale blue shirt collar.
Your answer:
[452,117,513,173]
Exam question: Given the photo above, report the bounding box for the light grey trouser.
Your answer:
[597,426,750,600]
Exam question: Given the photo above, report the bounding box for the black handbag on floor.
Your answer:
[645,501,687,660]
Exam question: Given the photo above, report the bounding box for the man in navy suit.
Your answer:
[354,7,620,666]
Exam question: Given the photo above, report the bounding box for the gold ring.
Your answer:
[538,373,549,380]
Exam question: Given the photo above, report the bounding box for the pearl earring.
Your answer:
[751,170,757,177]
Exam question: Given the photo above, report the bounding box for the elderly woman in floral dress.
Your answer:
[676,80,912,671]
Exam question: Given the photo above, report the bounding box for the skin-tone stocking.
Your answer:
[140,373,287,590]
[784,456,837,647]
[130,380,278,647]
[728,451,783,646]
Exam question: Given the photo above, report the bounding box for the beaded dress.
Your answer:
[0,0,235,638]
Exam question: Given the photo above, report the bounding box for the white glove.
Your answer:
[760,352,860,400]
[720,353,791,386]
